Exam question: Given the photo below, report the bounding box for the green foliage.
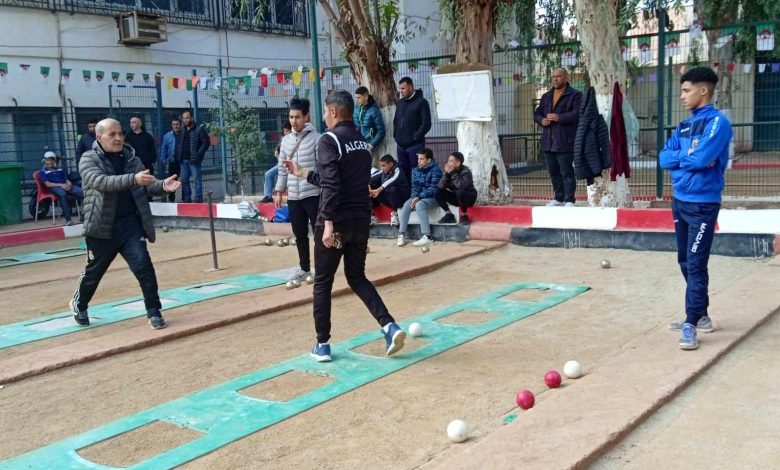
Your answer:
[206,83,267,168]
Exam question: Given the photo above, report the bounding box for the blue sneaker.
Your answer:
[311,343,332,362]
[679,323,699,350]
[383,323,406,356]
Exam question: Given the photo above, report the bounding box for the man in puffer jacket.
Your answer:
[353,87,386,154]
[660,67,732,351]
[435,151,478,225]
[274,98,322,281]
[573,86,612,186]
[397,148,442,247]
[71,119,180,330]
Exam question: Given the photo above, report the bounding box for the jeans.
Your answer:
[672,198,721,326]
[288,196,319,272]
[544,151,576,203]
[180,160,203,203]
[50,186,84,221]
[264,165,279,198]
[399,197,436,235]
[73,214,162,313]
[435,188,477,213]
[312,218,394,343]
[397,143,424,181]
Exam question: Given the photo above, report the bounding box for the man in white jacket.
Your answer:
[274,98,322,281]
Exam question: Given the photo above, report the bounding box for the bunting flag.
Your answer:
[294,87,300,97]
[186,79,193,91]
[757,23,775,51]
[167,77,174,89]
[428,58,439,70]
[260,74,268,88]
[111,71,120,83]
[20,64,31,76]
[407,61,418,72]
[95,70,105,83]
[227,77,237,89]
[665,33,681,57]
[276,72,284,84]
[82,69,91,86]
[292,70,302,86]
[270,87,278,96]
[0,62,8,84]
[561,44,578,67]
[742,63,752,73]
[282,88,288,97]
[638,37,653,64]
[40,66,50,84]
[258,86,264,96]
[308,68,315,83]
[60,68,71,84]
[142,73,151,85]
[716,26,738,49]
[191,76,200,88]
[620,39,631,61]
[126,72,135,83]
[304,88,310,98]
[319,67,325,80]
[178,76,186,88]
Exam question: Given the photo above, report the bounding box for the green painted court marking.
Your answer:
[0,282,588,469]
[0,268,295,350]
[0,243,87,268]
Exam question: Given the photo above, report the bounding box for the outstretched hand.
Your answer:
[163,174,181,192]
[134,169,157,186]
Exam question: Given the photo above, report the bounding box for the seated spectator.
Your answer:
[370,155,410,226]
[40,151,84,226]
[262,121,292,203]
[397,148,442,247]
[436,151,478,225]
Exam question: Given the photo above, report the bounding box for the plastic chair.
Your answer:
[33,170,60,224]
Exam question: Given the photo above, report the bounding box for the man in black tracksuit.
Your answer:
[285,90,406,363]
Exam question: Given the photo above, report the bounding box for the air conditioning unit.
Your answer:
[118,12,168,46]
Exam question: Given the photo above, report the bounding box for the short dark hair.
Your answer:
[182,110,193,117]
[290,98,310,116]
[324,90,354,118]
[379,154,396,165]
[87,117,99,125]
[449,151,464,163]
[417,148,433,160]
[399,77,413,87]
[171,117,181,124]
[355,86,369,95]
[680,67,718,94]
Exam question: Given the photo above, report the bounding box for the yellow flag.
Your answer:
[292,70,302,86]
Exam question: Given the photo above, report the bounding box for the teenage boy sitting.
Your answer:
[369,155,410,226]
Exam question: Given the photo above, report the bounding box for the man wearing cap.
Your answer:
[40,151,84,226]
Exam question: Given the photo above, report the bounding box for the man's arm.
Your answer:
[159,134,171,163]
[419,166,442,199]
[193,126,210,162]
[659,127,685,170]
[679,116,733,170]
[556,91,582,125]
[79,154,137,192]
[316,134,341,221]
[381,167,402,189]
[370,110,386,148]
[414,102,432,142]
[437,170,450,190]
[533,94,548,126]
[453,168,474,190]
[274,144,289,192]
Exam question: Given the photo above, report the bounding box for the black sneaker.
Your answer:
[147,310,167,330]
[260,196,273,203]
[458,214,470,225]
[70,299,90,326]
[438,213,457,224]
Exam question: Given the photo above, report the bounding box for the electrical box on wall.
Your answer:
[118,12,168,46]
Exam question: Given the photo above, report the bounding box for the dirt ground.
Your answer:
[593,310,780,470]
[0,239,766,468]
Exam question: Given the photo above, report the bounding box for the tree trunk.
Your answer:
[575,0,633,208]
[452,0,512,204]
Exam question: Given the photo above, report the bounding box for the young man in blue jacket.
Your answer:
[353,86,386,153]
[158,117,183,202]
[397,148,442,247]
[660,67,733,350]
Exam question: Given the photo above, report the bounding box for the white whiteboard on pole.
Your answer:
[431,71,494,121]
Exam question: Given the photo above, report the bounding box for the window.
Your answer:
[177,0,205,14]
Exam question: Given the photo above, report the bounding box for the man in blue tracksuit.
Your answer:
[659,67,733,350]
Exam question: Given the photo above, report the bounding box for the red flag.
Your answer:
[172,77,179,89]
[276,72,284,84]
[260,74,268,88]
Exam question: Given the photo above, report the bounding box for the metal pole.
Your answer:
[207,191,219,270]
[655,9,666,201]
[218,59,229,196]
[155,78,164,146]
[108,85,114,118]
[308,0,323,131]
[192,68,200,123]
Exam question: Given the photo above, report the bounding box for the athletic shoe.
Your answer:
[564,202,575,207]
[289,268,310,282]
[390,211,399,226]
[311,343,332,362]
[260,196,273,203]
[458,214,470,225]
[397,234,406,247]
[70,298,90,326]
[65,220,74,226]
[546,200,564,206]
[679,323,698,350]
[383,323,406,356]
[413,235,433,247]
[669,316,714,333]
[438,213,456,224]
[148,310,167,330]
[370,214,378,226]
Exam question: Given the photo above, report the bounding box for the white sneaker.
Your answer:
[413,235,433,247]
[564,202,575,207]
[396,234,406,247]
[390,211,399,226]
[546,200,564,206]
[289,268,310,281]
[370,214,378,226]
